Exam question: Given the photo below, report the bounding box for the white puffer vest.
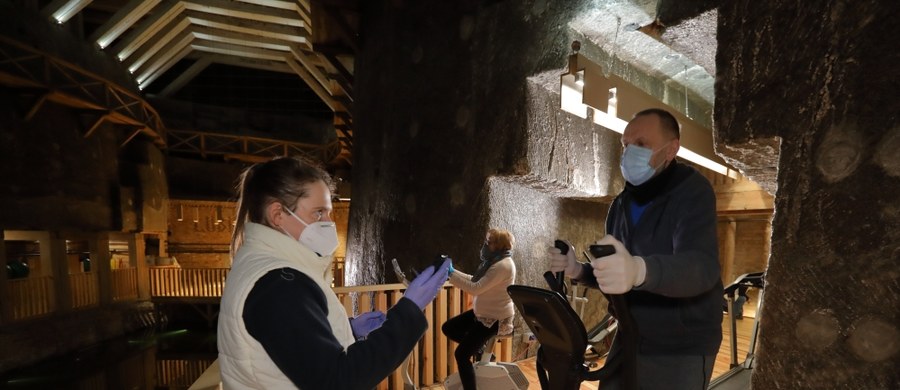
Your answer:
[217,222,354,389]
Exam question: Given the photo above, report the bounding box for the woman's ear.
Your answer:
[265,202,284,228]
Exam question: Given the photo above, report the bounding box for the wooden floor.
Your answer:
[425,310,757,390]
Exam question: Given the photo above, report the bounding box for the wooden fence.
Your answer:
[112,268,138,301]
[333,283,513,389]
[149,268,228,298]
[5,276,54,320]
[70,272,99,308]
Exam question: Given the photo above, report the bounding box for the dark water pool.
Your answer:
[0,328,217,390]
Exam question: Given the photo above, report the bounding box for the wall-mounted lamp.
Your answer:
[192,206,200,223]
[176,204,184,222]
[215,206,224,225]
[559,41,739,178]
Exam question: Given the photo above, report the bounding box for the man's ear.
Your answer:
[265,202,284,227]
[667,138,681,161]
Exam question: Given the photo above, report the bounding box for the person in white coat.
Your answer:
[217,156,450,389]
[442,228,516,390]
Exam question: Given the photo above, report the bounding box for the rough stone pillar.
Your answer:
[348,1,622,285]
[715,1,900,388]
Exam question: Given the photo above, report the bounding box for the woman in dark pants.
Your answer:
[442,229,517,390]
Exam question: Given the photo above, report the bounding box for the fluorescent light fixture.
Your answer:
[562,46,738,179]
[94,0,162,49]
[560,72,588,119]
[49,0,92,24]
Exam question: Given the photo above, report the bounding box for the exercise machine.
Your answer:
[707,272,765,390]
[443,333,530,390]
[506,242,638,390]
[391,258,528,390]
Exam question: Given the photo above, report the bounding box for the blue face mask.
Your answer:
[620,143,669,185]
[480,244,491,262]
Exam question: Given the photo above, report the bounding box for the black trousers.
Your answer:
[441,310,499,390]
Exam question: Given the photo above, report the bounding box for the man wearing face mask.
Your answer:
[218,156,451,389]
[442,229,516,390]
[549,108,722,389]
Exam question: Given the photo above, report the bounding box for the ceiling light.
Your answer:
[47,0,91,24]
[560,42,739,178]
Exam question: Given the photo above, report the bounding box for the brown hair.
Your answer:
[488,229,515,251]
[231,156,333,255]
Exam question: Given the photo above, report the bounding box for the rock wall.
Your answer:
[716,1,900,388]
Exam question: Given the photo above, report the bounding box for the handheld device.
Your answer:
[553,240,569,294]
[589,244,615,259]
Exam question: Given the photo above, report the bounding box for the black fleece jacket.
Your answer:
[577,161,723,355]
[244,268,426,389]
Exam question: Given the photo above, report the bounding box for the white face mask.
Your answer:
[620,143,669,185]
[283,206,339,257]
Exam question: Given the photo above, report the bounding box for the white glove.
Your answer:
[547,240,583,279]
[590,235,647,294]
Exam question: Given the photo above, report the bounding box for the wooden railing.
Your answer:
[333,283,513,389]
[112,268,139,301]
[150,268,229,298]
[5,276,54,320]
[157,359,217,389]
[69,272,99,308]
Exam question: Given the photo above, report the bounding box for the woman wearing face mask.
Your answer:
[441,229,516,390]
[217,156,451,390]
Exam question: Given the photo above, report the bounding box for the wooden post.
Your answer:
[130,233,150,299]
[0,230,11,324]
[435,287,448,381]
[91,232,113,305]
[47,232,72,312]
[720,220,737,284]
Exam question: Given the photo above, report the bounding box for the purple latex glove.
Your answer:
[403,258,452,310]
[350,310,386,340]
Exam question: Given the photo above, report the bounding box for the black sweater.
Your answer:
[577,162,723,355]
[244,268,426,389]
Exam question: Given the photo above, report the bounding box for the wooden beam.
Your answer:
[120,126,146,147]
[285,56,335,111]
[714,179,774,213]
[134,28,194,84]
[42,0,93,24]
[182,0,304,27]
[90,0,162,49]
[190,38,286,61]
[189,24,292,52]
[24,92,50,121]
[113,0,186,61]
[290,45,333,97]
[187,52,294,74]
[183,10,309,44]
[83,112,110,138]
[156,55,212,97]
[139,44,193,88]
[124,15,193,72]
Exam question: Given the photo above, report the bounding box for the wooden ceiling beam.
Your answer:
[189,25,292,52]
[42,0,94,24]
[182,0,305,28]
[184,10,309,45]
[112,0,185,61]
[90,0,163,49]
[133,28,193,82]
[190,39,287,62]
[139,44,193,89]
[285,57,336,112]
[155,55,212,97]
[124,16,193,72]
[187,52,294,74]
